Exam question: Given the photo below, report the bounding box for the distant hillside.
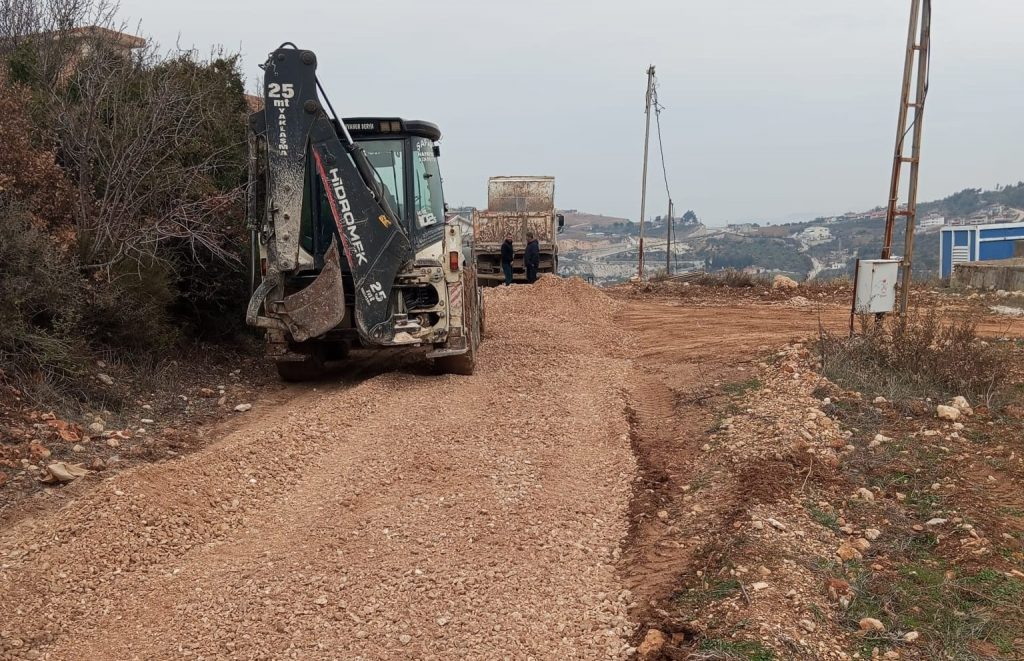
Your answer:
[560,211,630,229]
[919,182,1024,219]
[564,181,1024,283]
[743,181,1024,279]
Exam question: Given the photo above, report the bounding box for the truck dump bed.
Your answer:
[474,211,556,245]
[473,176,559,285]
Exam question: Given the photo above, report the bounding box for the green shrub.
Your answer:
[83,257,179,352]
[0,201,89,393]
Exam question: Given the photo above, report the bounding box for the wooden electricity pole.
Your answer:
[881,0,931,315]
[637,65,655,280]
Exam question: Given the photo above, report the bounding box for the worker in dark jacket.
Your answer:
[524,231,540,284]
[500,233,515,286]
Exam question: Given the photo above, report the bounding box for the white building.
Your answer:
[796,226,833,245]
[919,215,945,229]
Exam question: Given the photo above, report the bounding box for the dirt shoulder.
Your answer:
[0,348,288,528]
[613,285,1024,660]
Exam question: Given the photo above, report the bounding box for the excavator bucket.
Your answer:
[273,238,346,343]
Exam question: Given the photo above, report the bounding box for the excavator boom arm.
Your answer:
[257,44,412,345]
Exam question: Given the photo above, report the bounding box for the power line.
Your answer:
[651,75,677,272]
[652,78,672,203]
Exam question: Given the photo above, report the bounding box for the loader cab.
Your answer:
[298,117,447,265]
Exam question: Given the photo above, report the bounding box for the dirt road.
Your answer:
[0,279,637,659]
[2,280,1020,659]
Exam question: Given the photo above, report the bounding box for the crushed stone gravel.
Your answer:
[0,276,638,660]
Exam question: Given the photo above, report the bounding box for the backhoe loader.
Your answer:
[245,44,482,380]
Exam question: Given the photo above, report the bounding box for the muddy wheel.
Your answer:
[275,358,325,382]
[438,306,480,376]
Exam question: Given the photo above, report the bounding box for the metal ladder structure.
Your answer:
[880,0,932,315]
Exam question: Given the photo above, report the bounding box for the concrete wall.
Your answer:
[952,259,1024,291]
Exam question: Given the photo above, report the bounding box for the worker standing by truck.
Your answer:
[472,176,563,286]
[501,233,515,285]
[525,232,540,284]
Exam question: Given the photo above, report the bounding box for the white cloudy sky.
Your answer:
[117,0,1024,225]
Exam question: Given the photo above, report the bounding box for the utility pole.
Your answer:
[637,65,655,281]
[665,198,674,275]
[881,0,931,315]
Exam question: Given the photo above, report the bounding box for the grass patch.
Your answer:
[722,378,763,397]
[690,270,769,289]
[694,638,776,661]
[844,561,1024,658]
[806,502,839,531]
[675,578,741,615]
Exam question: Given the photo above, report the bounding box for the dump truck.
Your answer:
[245,44,483,380]
[473,176,564,285]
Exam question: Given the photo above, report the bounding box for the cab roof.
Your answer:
[339,117,441,142]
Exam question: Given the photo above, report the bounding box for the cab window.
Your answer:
[359,139,406,222]
[411,137,444,229]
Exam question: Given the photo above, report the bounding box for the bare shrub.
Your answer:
[819,311,1012,405]
[0,0,251,405]
[692,270,768,288]
[0,200,90,398]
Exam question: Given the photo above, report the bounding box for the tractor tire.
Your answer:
[437,324,477,376]
[438,282,481,376]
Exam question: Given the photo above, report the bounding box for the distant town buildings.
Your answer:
[725,222,759,234]
[949,203,1022,226]
[795,226,833,245]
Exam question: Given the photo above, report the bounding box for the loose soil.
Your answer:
[1,277,1022,660]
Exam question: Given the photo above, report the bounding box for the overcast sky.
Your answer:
[117,0,1023,225]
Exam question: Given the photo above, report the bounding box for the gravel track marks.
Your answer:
[0,278,636,660]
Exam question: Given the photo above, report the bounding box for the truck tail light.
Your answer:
[449,251,460,272]
[260,258,268,276]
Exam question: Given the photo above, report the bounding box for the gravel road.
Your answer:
[0,278,638,660]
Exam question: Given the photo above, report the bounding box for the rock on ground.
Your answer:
[773,275,799,290]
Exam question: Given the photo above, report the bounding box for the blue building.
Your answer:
[940,223,1024,278]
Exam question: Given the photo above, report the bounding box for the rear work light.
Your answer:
[449,251,460,272]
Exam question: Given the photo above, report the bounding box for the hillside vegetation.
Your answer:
[0,1,250,407]
[567,183,1023,282]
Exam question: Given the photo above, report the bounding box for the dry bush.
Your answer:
[0,0,251,405]
[0,83,75,226]
[692,270,769,288]
[819,311,1012,405]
